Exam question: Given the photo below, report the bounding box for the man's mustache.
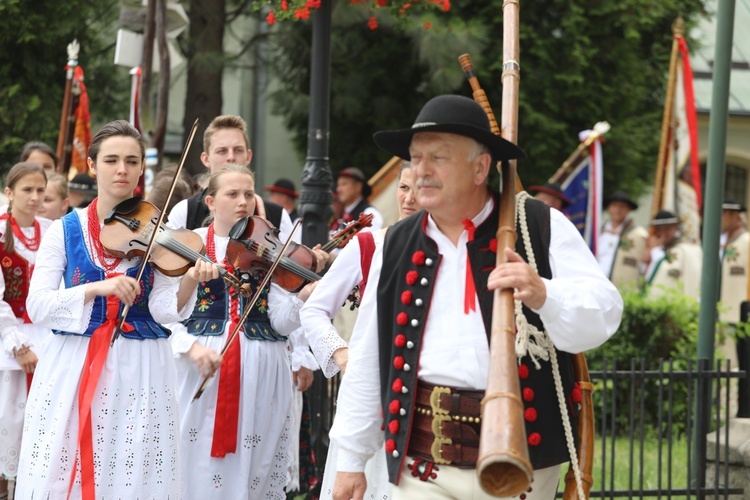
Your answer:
[416,178,442,189]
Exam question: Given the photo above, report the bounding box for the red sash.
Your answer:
[67,292,134,500]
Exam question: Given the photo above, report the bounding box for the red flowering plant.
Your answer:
[257,0,450,30]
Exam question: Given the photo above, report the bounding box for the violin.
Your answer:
[322,213,374,253]
[100,197,251,297]
[225,216,322,293]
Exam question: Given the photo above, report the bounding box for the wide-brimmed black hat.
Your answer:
[373,95,527,163]
[651,210,680,226]
[264,178,299,199]
[528,182,572,209]
[604,191,638,211]
[337,167,372,198]
[722,198,747,212]
[68,173,97,195]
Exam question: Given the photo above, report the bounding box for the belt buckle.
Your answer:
[429,386,452,464]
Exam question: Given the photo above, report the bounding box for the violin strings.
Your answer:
[245,240,320,282]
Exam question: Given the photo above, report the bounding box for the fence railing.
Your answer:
[309,359,746,499]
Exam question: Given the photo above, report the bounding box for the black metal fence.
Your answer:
[309,359,746,499]
[566,358,746,499]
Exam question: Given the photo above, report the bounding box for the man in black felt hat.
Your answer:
[68,173,97,209]
[264,178,301,225]
[528,182,571,212]
[719,198,750,416]
[641,209,702,300]
[329,95,622,500]
[332,167,383,234]
[597,191,647,291]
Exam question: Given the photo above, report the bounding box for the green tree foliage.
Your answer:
[266,0,708,194]
[0,0,129,177]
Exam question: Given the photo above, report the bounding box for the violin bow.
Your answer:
[110,118,200,345]
[191,219,302,401]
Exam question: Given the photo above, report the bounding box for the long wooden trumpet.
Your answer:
[459,38,533,499]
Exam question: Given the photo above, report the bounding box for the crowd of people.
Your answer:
[0,92,741,500]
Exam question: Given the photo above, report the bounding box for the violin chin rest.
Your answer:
[104,196,144,223]
[229,216,249,240]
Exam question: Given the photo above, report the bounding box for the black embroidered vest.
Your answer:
[377,194,580,484]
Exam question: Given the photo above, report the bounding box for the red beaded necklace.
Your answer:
[206,223,217,262]
[86,198,123,272]
[9,215,41,251]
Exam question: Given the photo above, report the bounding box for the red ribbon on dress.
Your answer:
[68,292,134,500]
[210,262,242,457]
[462,219,477,314]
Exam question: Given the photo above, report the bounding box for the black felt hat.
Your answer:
[337,167,372,198]
[722,198,746,212]
[373,95,527,163]
[264,178,299,199]
[68,173,97,195]
[528,182,572,209]
[604,191,638,211]
[651,210,680,226]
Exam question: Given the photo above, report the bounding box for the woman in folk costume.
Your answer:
[0,163,53,500]
[15,120,217,500]
[301,161,419,500]
[169,163,321,499]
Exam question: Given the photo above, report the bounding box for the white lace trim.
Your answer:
[515,191,586,500]
[312,329,347,378]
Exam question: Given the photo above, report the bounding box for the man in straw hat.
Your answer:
[597,191,648,292]
[720,198,750,416]
[641,210,702,300]
[329,94,622,500]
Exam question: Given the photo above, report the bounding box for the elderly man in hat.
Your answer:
[641,210,702,300]
[597,191,648,291]
[719,198,750,416]
[330,95,622,500]
[333,167,383,233]
[528,182,571,212]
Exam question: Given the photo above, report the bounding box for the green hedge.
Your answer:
[586,289,700,437]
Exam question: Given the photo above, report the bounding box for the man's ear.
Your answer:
[245,149,253,166]
[200,152,211,169]
[475,153,492,186]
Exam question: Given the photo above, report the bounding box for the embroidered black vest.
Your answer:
[183,273,285,341]
[377,194,579,484]
[185,189,284,231]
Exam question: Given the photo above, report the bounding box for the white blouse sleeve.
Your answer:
[330,248,385,472]
[268,282,304,336]
[149,272,198,324]
[300,237,362,377]
[536,209,624,353]
[168,321,197,357]
[26,219,94,333]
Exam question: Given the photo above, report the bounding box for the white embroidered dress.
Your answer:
[169,228,302,500]
[0,216,52,480]
[15,209,196,499]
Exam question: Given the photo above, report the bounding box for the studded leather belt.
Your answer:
[408,381,484,467]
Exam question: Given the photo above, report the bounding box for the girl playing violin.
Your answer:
[16,120,218,500]
[0,162,52,499]
[169,163,319,499]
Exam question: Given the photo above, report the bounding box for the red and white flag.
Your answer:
[660,36,702,243]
